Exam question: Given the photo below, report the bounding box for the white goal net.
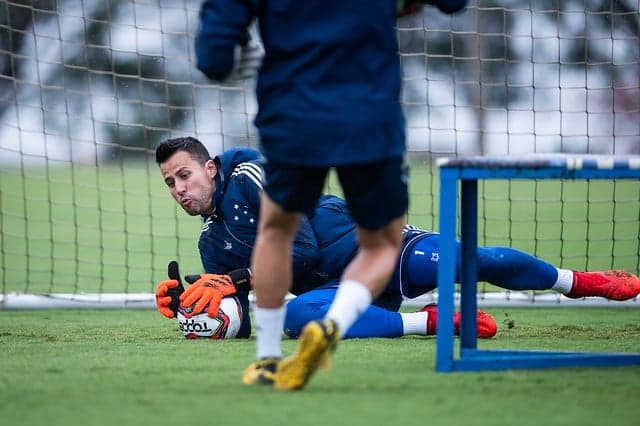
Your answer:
[1,0,638,309]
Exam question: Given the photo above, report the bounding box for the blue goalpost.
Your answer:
[435,155,640,372]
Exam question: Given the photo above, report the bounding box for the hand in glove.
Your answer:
[229,39,264,81]
[179,273,237,318]
[155,261,185,319]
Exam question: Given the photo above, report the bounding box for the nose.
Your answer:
[174,180,187,195]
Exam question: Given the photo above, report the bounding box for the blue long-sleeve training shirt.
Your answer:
[195,0,406,166]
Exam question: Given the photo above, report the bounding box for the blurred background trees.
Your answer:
[1,0,638,163]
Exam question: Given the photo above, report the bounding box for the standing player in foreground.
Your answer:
[193,1,450,390]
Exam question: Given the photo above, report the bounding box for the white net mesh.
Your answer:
[1,0,638,307]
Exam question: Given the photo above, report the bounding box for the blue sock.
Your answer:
[476,246,558,291]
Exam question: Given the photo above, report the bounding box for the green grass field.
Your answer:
[2,160,640,425]
[1,307,640,426]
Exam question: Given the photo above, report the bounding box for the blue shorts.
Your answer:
[262,157,409,230]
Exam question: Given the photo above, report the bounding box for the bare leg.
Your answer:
[243,193,301,383]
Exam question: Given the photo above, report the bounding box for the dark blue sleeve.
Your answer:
[195,0,253,81]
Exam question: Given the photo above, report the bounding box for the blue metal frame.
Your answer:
[435,155,640,372]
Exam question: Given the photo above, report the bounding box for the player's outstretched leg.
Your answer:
[275,319,340,391]
[242,358,280,386]
[568,270,640,301]
[421,304,497,338]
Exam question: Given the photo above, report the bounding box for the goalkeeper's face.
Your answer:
[160,150,217,216]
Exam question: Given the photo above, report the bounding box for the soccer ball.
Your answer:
[176,296,243,340]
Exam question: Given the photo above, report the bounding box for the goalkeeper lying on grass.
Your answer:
[154,137,640,339]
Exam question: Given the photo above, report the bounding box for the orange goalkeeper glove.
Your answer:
[155,261,185,319]
[179,273,238,318]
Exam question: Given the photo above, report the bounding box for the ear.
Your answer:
[205,159,217,179]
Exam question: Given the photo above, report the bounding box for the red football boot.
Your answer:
[421,304,497,339]
[568,270,640,301]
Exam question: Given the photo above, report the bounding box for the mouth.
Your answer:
[180,198,192,207]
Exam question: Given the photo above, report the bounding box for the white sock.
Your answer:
[551,268,575,294]
[253,305,285,359]
[400,311,428,335]
[326,279,373,336]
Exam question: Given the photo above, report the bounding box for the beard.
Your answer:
[181,200,203,216]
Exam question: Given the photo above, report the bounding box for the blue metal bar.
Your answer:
[459,179,478,351]
[435,169,458,373]
[459,348,640,358]
[452,350,640,372]
[456,168,640,180]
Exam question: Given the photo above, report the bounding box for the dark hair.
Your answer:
[155,136,212,165]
